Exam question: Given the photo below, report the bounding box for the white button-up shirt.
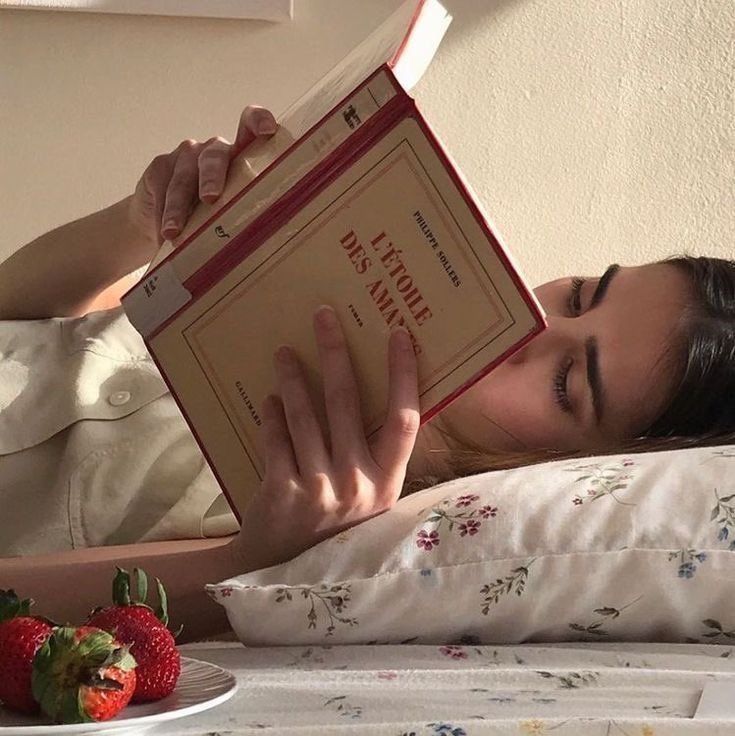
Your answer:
[0,306,238,556]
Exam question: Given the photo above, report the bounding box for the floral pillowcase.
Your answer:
[207,445,735,646]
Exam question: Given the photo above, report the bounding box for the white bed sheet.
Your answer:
[153,641,735,734]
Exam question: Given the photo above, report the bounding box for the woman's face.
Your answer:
[435,262,693,452]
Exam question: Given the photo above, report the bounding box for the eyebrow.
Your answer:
[586,264,619,424]
[586,337,604,424]
[590,263,620,309]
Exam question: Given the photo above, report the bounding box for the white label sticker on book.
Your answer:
[120,261,192,338]
[694,680,735,719]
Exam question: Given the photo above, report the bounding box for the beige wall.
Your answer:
[1,0,732,286]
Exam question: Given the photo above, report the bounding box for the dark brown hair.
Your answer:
[644,256,735,437]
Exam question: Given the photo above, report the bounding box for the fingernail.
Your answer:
[275,345,294,365]
[256,117,277,135]
[392,326,413,351]
[315,305,337,328]
[201,184,219,199]
[163,219,178,233]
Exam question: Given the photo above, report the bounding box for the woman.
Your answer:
[1,106,733,641]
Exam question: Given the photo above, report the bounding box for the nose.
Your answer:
[506,316,577,366]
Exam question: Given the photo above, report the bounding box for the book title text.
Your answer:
[339,229,435,355]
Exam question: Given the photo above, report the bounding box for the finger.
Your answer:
[370,328,421,484]
[161,140,201,240]
[274,345,330,477]
[198,136,232,204]
[261,393,298,481]
[231,105,278,159]
[313,305,369,465]
[138,152,177,246]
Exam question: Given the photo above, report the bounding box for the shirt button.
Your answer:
[108,390,131,406]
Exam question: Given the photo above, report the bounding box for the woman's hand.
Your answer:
[126,105,278,247]
[231,306,421,573]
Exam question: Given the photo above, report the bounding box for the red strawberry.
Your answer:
[87,568,181,702]
[31,626,136,723]
[0,590,54,714]
[97,617,180,702]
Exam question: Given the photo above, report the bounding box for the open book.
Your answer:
[121,0,546,520]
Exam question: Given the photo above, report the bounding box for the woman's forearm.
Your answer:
[0,195,156,320]
[0,537,247,643]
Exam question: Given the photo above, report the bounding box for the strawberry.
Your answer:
[0,590,54,714]
[87,568,181,702]
[31,626,136,723]
[99,617,180,702]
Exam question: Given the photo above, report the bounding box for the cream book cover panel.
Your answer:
[148,116,543,514]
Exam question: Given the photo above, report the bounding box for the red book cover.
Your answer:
[121,1,546,518]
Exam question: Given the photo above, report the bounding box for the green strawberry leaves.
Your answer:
[111,568,170,627]
[154,577,170,628]
[0,589,32,622]
[31,626,137,724]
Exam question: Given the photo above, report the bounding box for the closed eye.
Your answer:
[553,356,574,413]
[568,277,585,316]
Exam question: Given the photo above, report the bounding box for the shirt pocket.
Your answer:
[68,408,223,548]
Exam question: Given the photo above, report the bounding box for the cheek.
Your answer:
[442,366,560,451]
[533,280,568,314]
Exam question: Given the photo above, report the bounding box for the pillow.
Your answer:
[206,445,735,646]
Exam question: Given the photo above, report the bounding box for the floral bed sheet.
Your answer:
[153,641,735,735]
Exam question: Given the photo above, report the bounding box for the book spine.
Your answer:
[122,66,404,337]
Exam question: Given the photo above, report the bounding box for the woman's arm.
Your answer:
[0,537,248,643]
[0,195,155,320]
[0,106,278,322]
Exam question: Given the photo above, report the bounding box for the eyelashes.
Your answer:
[568,277,585,316]
[553,356,574,413]
[553,277,588,416]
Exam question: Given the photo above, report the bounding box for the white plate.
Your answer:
[0,656,237,735]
